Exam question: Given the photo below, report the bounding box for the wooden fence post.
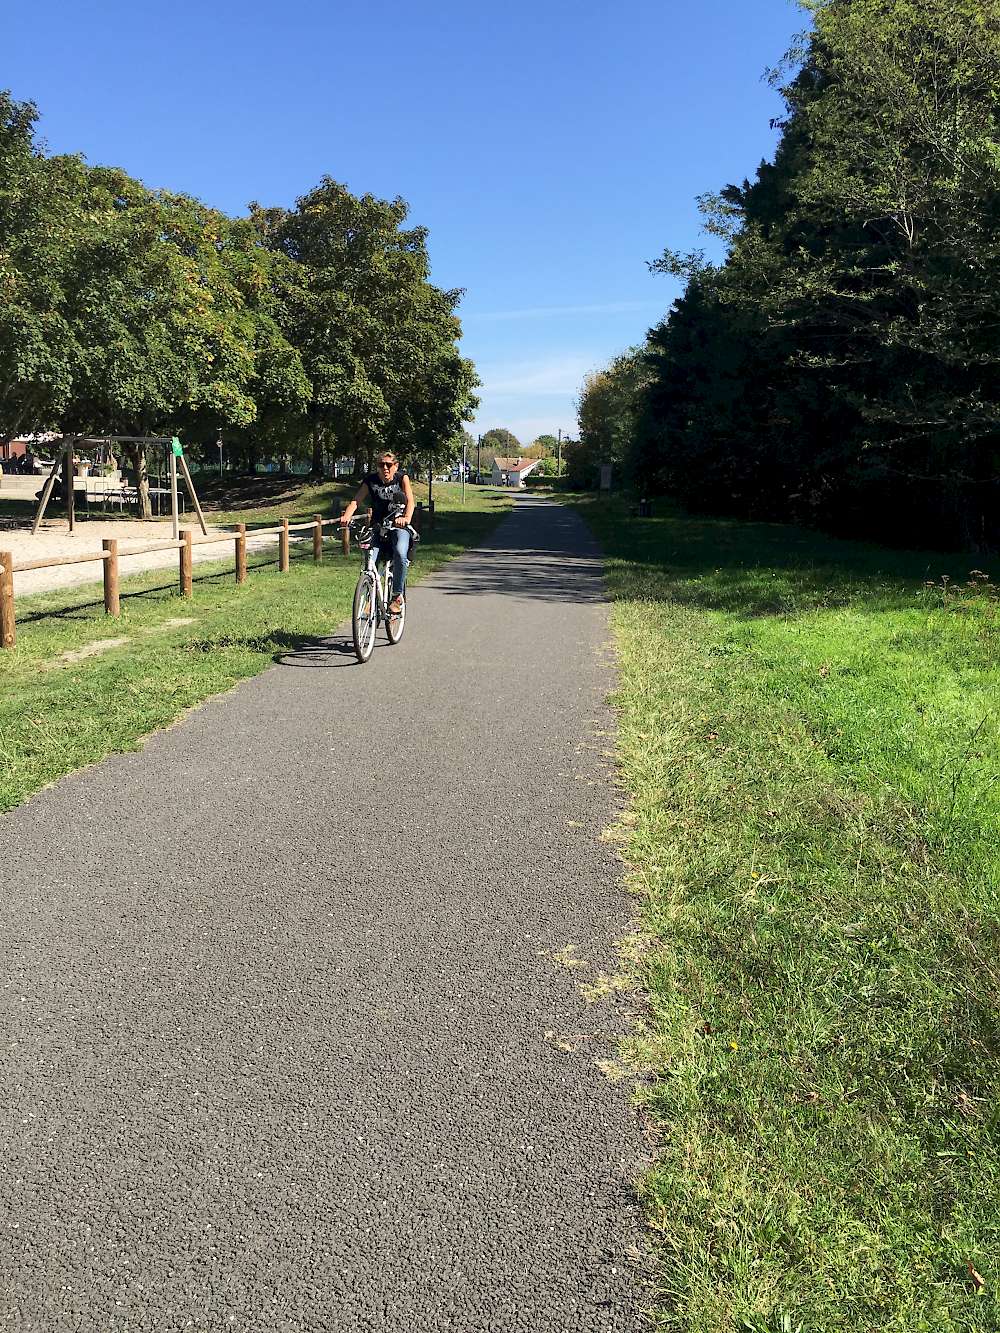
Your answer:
[0,552,14,649]
[102,539,120,616]
[179,528,193,597]
[235,522,247,584]
[341,503,350,557]
[279,517,290,572]
[313,514,323,562]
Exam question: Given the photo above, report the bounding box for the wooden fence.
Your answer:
[0,506,423,650]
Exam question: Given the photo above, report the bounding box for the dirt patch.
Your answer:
[55,637,130,665]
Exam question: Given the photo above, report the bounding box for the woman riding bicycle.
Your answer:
[339,451,415,613]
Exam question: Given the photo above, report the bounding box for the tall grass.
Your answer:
[572,496,1000,1332]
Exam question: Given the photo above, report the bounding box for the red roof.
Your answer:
[493,457,541,473]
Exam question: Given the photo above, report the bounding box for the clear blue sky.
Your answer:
[6,0,805,447]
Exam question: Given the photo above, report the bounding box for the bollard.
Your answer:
[102,539,120,616]
[313,514,323,562]
[179,528,193,597]
[279,517,290,572]
[235,522,247,584]
[341,507,350,557]
[0,551,14,649]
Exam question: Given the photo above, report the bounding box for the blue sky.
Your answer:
[6,0,805,447]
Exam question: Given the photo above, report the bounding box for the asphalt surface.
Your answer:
[1,496,646,1332]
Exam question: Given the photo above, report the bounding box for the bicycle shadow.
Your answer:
[271,635,360,669]
[186,627,361,669]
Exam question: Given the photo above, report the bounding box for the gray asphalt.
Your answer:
[1,495,646,1332]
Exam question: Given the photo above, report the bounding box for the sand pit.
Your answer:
[0,516,282,598]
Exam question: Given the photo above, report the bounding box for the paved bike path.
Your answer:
[1,496,645,1332]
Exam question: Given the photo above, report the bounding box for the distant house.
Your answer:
[491,456,542,488]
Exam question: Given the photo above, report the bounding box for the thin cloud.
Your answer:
[480,356,594,397]
[467,300,663,322]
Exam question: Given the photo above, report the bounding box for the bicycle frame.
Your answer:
[361,547,392,623]
[350,516,407,661]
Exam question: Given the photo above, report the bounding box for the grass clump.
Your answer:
[0,482,511,812]
[570,495,1000,1332]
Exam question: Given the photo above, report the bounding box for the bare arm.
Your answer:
[339,481,370,525]
[396,475,415,526]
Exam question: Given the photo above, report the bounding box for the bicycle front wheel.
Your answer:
[352,574,378,662]
[385,571,405,645]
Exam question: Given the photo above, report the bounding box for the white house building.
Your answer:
[491,456,542,488]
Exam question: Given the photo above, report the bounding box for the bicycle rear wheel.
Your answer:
[385,570,405,644]
[352,573,378,662]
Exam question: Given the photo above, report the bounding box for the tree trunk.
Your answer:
[237,440,261,473]
[127,444,152,520]
[311,422,324,478]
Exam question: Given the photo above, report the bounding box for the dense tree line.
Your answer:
[576,0,1000,549]
[0,91,477,511]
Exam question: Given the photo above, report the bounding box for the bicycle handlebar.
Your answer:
[344,516,420,541]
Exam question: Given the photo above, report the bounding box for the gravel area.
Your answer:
[0,496,647,1331]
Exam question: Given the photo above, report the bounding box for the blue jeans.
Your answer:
[370,527,411,596]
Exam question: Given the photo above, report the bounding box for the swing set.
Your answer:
[31,435,209,540]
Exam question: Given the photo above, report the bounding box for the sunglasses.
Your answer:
[378,461,396,469]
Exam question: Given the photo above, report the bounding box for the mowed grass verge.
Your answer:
[0,482,511,813]
[569,495,1000,1333]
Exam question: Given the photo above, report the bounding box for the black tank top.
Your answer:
[365,470,407,523]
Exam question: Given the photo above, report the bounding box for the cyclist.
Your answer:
[339,451,415,613]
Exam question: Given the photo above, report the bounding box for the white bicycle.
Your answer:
[347,509,417,663]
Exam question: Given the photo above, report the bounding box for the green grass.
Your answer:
[184,472,355,527]
[0,482,511,812]
[568,495,1000,1333]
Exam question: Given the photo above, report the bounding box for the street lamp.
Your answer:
[216,434,223,479]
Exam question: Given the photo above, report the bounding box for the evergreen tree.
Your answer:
[639,0,1000,546]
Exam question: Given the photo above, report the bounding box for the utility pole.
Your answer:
[557,428,562,478]
[462,434,467,505]
[477,433,481,480]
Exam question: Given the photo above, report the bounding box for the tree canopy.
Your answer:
[578,0,1000,548]
[0,92,478,502]
[478,427,522,469]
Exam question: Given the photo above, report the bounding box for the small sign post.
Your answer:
[169,438,181,539]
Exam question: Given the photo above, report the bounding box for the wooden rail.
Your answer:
[0,503,422,650]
